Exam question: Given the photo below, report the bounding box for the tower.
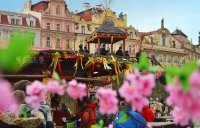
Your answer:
[24,0,32,11]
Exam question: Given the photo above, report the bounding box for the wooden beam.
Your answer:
[0,75,50,78]
[123,39,126,57]
[98,38,101,55]
[88,43,90,53]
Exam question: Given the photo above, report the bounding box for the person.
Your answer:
[79,44,85,53]
[100,44,110,55]
[13,80,54,128]
[114,104,147,128]
[79,97,97,128]
[84,46,89,53]
[14,90,45,128]
[116,46,123,56]
[125,51,130,58]
[141,106,155,122]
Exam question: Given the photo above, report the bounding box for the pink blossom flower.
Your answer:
[119,81,136,102]
[66,80,87,100]
[46,80,64,95]
[166,70,200,124]
[130,94,149,112]
[25,81,46,109]
[0,78,19,114]
[172,107,190,126]
[96,88,118,115]
[136,73,155,96]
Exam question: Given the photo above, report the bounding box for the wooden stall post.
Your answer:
[123,39,126,57]
[98,37,101,56]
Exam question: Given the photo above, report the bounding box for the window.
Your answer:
[66,25,70,32]
[162,35,166,46]
[56,24,61,31]
[129,32,133,39]
[30,21,34,27]
[128,45,131,53]
[46,37,50,47]
[11,19,15,25]
[56,6,60,15]
[46,23,50,30]
[16,19,20,25]
[81,26,85,34]
[172,41,176,48]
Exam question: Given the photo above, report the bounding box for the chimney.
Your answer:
[96,4,103,11]
[83,2,90,11]
[24,0,32,11]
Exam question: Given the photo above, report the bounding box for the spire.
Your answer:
[161,18,164,28]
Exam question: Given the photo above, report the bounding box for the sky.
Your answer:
[0,0,200,44]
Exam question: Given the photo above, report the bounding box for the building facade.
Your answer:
[22,0,75,50]
[0,10,41,47]
[73,4,138,55]
[137,20,200,67]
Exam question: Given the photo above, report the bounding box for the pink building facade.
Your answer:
[23,0,75,50]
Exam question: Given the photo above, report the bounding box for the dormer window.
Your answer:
[129,32,133,39]
[11,19,15,25]
[30,21,34,27]
[16,19,20,25]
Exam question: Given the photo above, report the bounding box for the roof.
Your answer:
[172,29,187,37]
[0,11,40,28]
[76,8,104,21]
[93,18,127,34]
[31,1,49,12]
[136,31,155,38]
[85,18,128,44]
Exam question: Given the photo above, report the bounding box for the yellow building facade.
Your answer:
[137,20,200,67]
[73,6,138,56]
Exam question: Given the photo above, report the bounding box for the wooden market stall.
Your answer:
[85,17,128,56]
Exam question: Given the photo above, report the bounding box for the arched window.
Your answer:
[56,6,60,15]
[81,26,85,34]
[129,32,133,39]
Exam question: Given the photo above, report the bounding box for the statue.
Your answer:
[161,18,164,28]
[118,12,123,19]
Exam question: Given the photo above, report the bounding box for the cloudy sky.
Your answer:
[0,0,200,44]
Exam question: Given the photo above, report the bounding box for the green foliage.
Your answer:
[53,72,60,81]
[119,112,129,123]
[19,108,28,118]
[165,61,198,91]
[0,31,34,71]
[92,120,104,128]
[132,53,158,72]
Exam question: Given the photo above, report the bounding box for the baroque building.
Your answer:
[137,19,200,67]
[22,0,75,50]
[0,10,41,47]
[73,3,138,55]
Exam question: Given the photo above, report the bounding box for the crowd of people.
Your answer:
[78,44,130,58]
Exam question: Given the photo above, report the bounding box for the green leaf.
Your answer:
[0,30,33,71]
[119,112,129,123]
[165,74,173,83]
[138,53,149,70]
[149,66,159,72]
[91,120,104,128]
[85,57,94,66]
[53,72,60,81]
